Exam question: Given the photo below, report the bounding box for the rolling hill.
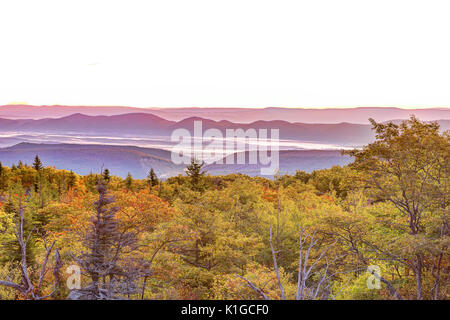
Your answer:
[1,105,449,124]
[0,143,183,179]
[1,113,449,148]
[0,143,353,178]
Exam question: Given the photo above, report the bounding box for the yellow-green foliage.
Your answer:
[0,117,448,300]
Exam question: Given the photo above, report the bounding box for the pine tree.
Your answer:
[103,168,111,183]
[186,158,206,191]
[0,161,4,191]
[124,173,133,191]
[147,168,159,187]
[32,155,43,171]
[72,178,140,299]
[32,156,44,201]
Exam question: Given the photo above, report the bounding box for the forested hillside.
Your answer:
[0,117,448,300]
[0,144,353,179]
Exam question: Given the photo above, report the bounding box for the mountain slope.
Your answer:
[1,105,449,124]
[0,143,182,179]
[0,143,352,178]
[1,113,449,147]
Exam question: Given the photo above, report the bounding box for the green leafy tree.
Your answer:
[345,116,449,300]
[0,187,39,269]
[67,171,77,189]
[0,191,62,300]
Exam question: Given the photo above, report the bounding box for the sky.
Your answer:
[1,0,450,109]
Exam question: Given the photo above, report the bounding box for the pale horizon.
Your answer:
[2,103,450,110]
[1,0,450,109]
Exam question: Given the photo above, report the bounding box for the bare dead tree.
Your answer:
[269,226,286,300]
[368,269,404,300]
[0,196,62,299]
[237,226,338,300]
[294,227,337,300]
[235,274,270,300]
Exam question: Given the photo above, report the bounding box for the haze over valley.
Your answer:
[0,106,448,178]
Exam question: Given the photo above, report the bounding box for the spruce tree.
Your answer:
[32,156,44,202]
[102,168,111,183]
[147,168,159,187]
[124,173,133,191]
[32,155,43,171]
[186,158,206,191]
[73,178,140,299]
[0,161,4,190]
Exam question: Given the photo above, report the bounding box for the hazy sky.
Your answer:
[1,0,450,108]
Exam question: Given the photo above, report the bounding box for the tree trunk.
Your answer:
[414,254,423,300]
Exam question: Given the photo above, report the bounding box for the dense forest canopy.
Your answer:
[0,117,448,300]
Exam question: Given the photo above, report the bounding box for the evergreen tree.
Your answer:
[72,179,140,299]
[102,168,111,183]
[186,158,206,191]
[32,156,44,199]
[32,155,43,171]
[147,168,159,187]
[0,161,4,190]
[124,173,134,191]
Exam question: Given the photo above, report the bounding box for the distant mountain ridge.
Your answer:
[1,105,448,124]
[1,113,449,147]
